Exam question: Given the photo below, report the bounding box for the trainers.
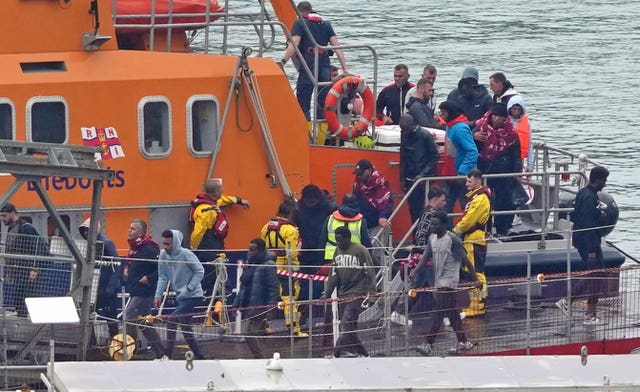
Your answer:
[555,298,570,318]
[390,311,413,326]
[415,343,433,356]
[583,314,607,326]
[443,317,451,326]
[339,351,358,358]
[455,340,474,353]
[154,355,170,361]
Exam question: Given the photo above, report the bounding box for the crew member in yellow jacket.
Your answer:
[189,178,250,295]
[261,200,307,336]
[452,169,490,317]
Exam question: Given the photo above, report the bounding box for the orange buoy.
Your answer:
[323,76,374,140]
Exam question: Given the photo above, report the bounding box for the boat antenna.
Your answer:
[82,0,112,50]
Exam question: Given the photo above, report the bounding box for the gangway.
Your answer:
[0,140,114,362]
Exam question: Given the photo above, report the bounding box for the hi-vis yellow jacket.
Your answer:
[453,187,491,246]
[190,194,241,249]
[260,217,300,271]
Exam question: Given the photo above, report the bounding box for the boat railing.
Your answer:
[111,0,380,142]
[370,142,597,288]
[0,239,634,383]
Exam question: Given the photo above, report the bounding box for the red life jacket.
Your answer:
[264,217,293,256]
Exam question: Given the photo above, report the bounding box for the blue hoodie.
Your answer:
[155,230,204,300]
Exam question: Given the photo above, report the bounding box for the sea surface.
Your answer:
[198,0,640,256]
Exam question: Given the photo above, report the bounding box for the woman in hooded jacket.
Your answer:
[507,95,533,171]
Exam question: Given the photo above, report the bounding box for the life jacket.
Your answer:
[515,114,531,159]
[264,217,294,257]
[324,211,363,260]
[459,186,492,239]
[189,195,229,240]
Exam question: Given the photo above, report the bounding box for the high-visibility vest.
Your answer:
[324,211,363,260]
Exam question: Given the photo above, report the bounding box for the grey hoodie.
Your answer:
[155,229,204,300]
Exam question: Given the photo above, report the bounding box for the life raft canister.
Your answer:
[323,76,374,140]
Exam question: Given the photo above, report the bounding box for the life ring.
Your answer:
[323,76,374,140]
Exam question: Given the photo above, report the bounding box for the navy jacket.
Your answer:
[124,241,159,297]
[235,251,279,308]
[571,184,603,253]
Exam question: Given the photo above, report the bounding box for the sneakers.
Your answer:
[154,355,170,361]
[415,343,433,356]
[390,311,413,326]
[453,340,474,354]
[583,314,608,326]
[555,298,570,318]
[337,351,358,358]
[443,311,466,326]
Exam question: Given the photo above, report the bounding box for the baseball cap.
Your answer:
[297,1,313,12]
[353,159,373,174]
[0,203,17,213]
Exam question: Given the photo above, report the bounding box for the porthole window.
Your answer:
[138,96,172,157]
[187,95,219,155]
[27,96,69,143]
[0,99,15,140]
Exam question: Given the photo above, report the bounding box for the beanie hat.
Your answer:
[461,67,479,82]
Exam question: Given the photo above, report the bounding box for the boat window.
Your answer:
[20,61,67,73]
[0,99,15,140]
[138,97,172,157]
[26,97,68,144]
[187,95,219,155]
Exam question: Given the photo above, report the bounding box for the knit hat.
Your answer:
[461,67,479,82]
[79,218,100,234]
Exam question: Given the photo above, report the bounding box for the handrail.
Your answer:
[372,142,600,278]
[112,2,379,143]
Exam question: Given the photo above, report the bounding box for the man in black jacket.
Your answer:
[399,114,440,222]
[235,238,279,358]
[121,219,164,358]
[0,203,51,317]
[557,166,609,325]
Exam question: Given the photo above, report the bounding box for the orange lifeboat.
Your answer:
[115,0,225,31]
[324,76,374,140]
